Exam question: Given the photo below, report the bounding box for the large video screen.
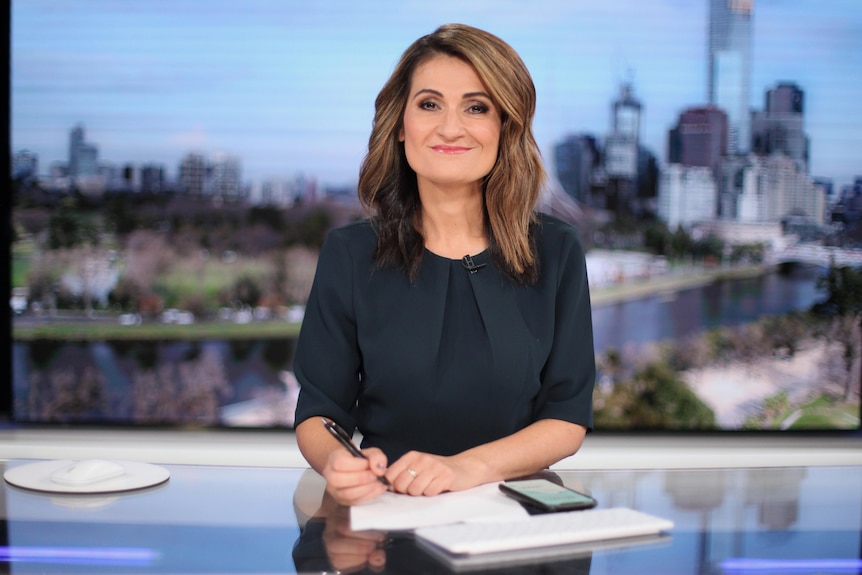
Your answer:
[10,1,861,431]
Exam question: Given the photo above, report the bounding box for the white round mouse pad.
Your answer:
[4,459,170,494]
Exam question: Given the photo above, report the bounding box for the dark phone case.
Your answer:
[499,481,598,513]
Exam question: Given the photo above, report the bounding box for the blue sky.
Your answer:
[11,0,862,190]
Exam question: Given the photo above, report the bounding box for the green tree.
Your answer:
[594,360,716,430]
[643,221,671,256]
[629,362,717,429]
[47,200,88,249]
[233,275,263,307]
[760,312,809,358]
[813,264,862,401]
[103,194,138,236]
[669,226,693,260]
[292,209,332,248]
[247,205,284,230]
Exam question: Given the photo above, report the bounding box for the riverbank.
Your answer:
[12,263,774,340]
[685,339,861,430]
[590,263,772,307]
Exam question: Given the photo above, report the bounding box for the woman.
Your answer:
[293,23,595,505]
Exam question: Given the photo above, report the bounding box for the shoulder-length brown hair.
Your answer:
[358,23,546,283]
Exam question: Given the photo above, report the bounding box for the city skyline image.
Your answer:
[11,0,862,192]
[11,0,861,432]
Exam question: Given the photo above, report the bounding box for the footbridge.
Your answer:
[770,244,862,268]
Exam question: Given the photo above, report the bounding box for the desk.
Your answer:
[1,460,860,574]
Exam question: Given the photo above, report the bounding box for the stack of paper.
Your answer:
[350,482,529,531]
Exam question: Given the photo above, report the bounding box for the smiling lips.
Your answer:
[432,145,472,154]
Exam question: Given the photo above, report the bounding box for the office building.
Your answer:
[718,155,749,220]
[179,153,207,196]
[668,106,728,179]
[751,82,808,171]
[140,164,167,194]
[209,152,243,201]
[606,82,640,180]
[606,82,642,216]
[658,164,718,229]
[12,149,39,181]
[737,154,825,225]
[554,134,601,207]
[252,176,311,207]
[708,0,753,154]
[68,124,99,178]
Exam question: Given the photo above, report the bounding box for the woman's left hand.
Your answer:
[385,451,481,496]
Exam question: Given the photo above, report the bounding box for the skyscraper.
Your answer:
[179,153,207,196]
[605,82,642,216]
[605,82,641,181]
[68,124,99,178]
[708,0,753,155]
[554,134,600,207]
[668,106,728,179]
[760,82,808,171]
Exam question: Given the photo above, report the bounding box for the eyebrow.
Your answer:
[412,88,492,100]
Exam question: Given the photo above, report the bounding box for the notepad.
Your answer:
[414,507,674,570]
[350,482,530,531]
[418,530,672,571]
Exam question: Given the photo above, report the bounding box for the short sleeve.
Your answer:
[533,221,596,430]
[293,228,363,432]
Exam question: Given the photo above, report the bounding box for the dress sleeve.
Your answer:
[534,224,596,430]
[292,229,362,432]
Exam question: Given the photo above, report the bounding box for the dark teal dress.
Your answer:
[293,213,595,462]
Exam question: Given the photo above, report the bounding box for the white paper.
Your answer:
[350,482,530,531]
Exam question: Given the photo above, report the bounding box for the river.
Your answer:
[591,265,825,354]
[12,266,826,426]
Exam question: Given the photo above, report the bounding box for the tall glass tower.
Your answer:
[708,0,753,155]
[68,124,99,178]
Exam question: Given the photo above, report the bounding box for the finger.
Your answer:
[324,534,379,557]
[333,526,387,544]
[325,454,377,489]
[406,472,433,496]
[384,451,422,489]
[422,474,452,497]
[326,467,381,490]
[361,448,389,478]
[329,479,388,505]
[368,548,387,572]
[327,548,372,574]
[327,552,369,573]
[390,466,422,494]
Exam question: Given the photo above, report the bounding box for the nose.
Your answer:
[437,108,465,140]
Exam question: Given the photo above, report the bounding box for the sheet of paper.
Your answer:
[350,482,530,531]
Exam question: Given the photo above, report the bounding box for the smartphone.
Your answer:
[499,479,597,512]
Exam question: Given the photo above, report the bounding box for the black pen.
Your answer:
[321,417,391,487]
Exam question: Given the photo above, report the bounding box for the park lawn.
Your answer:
[788,395,860,430]
[12,258,29,288]
[155,257,275,308]
[13,318,302,341]
[11,239,36,287]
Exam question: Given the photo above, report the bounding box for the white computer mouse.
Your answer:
[50,459,127,486]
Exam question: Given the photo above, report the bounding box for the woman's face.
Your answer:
[399,54,501,194]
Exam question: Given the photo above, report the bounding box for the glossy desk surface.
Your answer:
[1,460,860,574]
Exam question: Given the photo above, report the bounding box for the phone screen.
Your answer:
[500,479,597,511]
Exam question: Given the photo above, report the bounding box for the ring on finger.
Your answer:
[406,467,418,478]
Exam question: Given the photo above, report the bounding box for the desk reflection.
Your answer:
[290,469,593,574]
[0,461,859,574]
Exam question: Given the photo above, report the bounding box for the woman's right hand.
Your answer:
[318,494,388,573]
[322,447,390,506]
